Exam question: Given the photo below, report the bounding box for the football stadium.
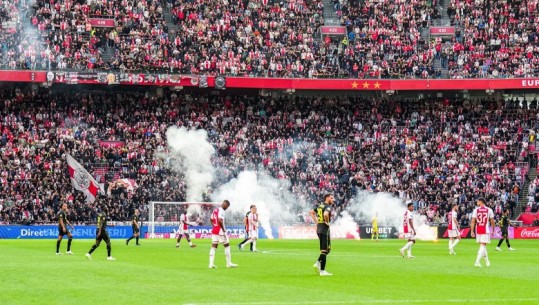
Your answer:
[2,0,539,304]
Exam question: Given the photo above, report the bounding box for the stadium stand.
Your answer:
[0,88,535,226]
[0,0,536,78]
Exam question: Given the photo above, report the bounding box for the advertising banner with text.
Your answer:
[514,227,539,239]
[358,226,399,239]
[143,226,278,239]
[278,225,359,239]
[439,226,521,239]
[0,225,145,239]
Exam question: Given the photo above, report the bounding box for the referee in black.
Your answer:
[310,194,334,276]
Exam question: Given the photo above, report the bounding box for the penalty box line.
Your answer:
[185,298,539,305]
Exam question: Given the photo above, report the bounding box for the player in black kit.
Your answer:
[56,203,74,255]
[86,205,116,260]
[126,209,141,246]
[237,206,254,251]
[496,209,516,251]
[310,194,334,276]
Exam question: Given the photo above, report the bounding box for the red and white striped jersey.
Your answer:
[403,210,413,233]
[180,213,189,230]
[472,206,494,234]
[448,210,458,230]
[247,212,258,231]
[211,207,225,235]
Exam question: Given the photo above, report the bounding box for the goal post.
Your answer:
[147,201,220,238]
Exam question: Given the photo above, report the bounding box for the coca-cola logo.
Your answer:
[520,228,539,238]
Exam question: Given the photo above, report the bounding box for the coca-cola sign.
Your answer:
[515,227,539,239]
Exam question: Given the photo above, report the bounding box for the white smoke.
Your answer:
[332,211,360,239]
[165,126,215,202]
[346,190,436,241]
[212,171,299,239]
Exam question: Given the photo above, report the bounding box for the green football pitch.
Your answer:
[1,238,538,305]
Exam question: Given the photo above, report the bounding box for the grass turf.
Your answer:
[1,238,538,305]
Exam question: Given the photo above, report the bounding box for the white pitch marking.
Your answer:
[185,298,539,305]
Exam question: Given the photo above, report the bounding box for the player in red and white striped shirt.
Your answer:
[176,210,197,248]
[399,203,416,258]
[470,197,495,267]
[209,200,237,268]
[240,205,259,252]
[448,203,461,255]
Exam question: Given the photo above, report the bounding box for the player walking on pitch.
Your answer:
[470,197,495,267]
[56,203,75,255]
[209,200,237,268]
[310,194,334,276]
[399,203,416,258]
[496,209,515,251]
[448,204,461,255]
[176,210,197,248]
[126,209,141,246]
[86,205,116,261]
[371,213,379,241]
[240,205,259,252]
[237,207,254,251]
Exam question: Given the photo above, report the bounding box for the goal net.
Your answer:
[147,201,221,238]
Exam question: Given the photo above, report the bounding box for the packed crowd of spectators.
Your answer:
[526,176,539,213]
[444,0,539,78]
[0,87,537,226]
[3,0,539,78]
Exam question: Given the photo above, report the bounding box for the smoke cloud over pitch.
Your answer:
[346,190,436,240]
[165,126,216,202]
[212,171,299,239]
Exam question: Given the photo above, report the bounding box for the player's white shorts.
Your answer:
[248,230,258,239]
[404,233,416,240]
[178,228,189,235]
[448,229,460,238]
[476,234,490,244]
[211,234,229,244]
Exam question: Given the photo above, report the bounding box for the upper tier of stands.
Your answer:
[1,0,538,78]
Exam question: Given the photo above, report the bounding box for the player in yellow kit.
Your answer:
[371,213,379,241]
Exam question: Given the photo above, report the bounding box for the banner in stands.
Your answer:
[143,226,278,239]
[430,27,455,35]
[279,225,359,239]
[98,140,125,148]
[320,26,347,35]
[0,225,145,239]
[9,70,539,91]
[358,226,399,239]
[88,18,115,28]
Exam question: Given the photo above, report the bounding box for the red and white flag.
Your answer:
[66,154,103,203]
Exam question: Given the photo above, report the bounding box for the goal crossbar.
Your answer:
[148,201,220,238]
